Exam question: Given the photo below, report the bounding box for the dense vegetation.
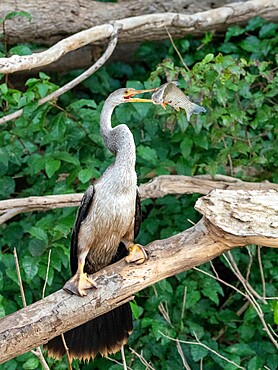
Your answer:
[0,15,277,370]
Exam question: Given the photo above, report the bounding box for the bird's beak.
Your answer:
[124,88,156,103]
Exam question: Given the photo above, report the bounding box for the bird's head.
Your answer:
[109,87,155,105]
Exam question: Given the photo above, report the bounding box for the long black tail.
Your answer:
[45,243,133,360]
[46,302,132,360]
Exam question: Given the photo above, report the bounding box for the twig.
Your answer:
[225,252,267,304]
[221,137,234,175]
[158,331,245,370]
[61,333,72,370]
[257,246,266,299]
[13,248,27,307]
[223,252,278,350]
[42,249,52,299]
[153,286,174,327]
[129,347,155,370]
[176,340,191,370]
[245,246,253,282]
[121,346,128,370]
[0,24,120,125]
[164,26,190,72]
[193,267,249,300]
[107,355,132,370]
[13,248,50,370]
[180,286,187,322]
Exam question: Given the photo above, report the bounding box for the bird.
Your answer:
[45,87,153,361]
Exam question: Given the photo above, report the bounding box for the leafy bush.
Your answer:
[0,17,277,369]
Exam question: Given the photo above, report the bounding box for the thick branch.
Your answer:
[1,0,277,74]
[1,174,277,224]
[0,189,277,363]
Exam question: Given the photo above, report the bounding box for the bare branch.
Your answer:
[0,25,119,125]
[1,174,278,225]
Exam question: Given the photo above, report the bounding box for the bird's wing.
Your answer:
[111,189,142,264]
[70,184,95,274]
[134,189,142,239]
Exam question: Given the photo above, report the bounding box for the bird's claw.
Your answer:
[125,243,148,265]
[63,272,97,296]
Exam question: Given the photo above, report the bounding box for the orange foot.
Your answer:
[63,272,97,296]
[125,243,148,265]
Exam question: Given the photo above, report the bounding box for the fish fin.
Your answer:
[174,106,181,112]
[186,110,192,122]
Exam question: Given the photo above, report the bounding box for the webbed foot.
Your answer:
[63,272,97,296]
[125,243,148,265]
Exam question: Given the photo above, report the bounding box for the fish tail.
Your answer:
[186,103,206,122]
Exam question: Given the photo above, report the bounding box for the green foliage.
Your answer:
[0,17,277,369]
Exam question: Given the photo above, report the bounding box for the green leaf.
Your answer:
[180,137,193,159]
[28,227,48,242]
[190,344,208,361]
[78,168,92,184]
[0,176,15,199]
[259,22,278,38]
[202,53,214,64]
[22,256,38,281]
[45,159,61,178]
[0,304,5,318]
[29,239,48,257]
[274,300,278,324]
[130,301,143,320]
[4,11,32,22]
[22,357,39,369]
[137,145,157,165]
[9,45,33,56]
[226,343,255,356]
[225,26,245,42]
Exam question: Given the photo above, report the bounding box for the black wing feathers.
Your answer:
[134,190,141,239]
[70,185,95,275]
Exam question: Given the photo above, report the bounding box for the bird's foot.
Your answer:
[63,272,97,297]
[125,243,148,265]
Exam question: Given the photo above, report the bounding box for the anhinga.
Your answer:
[46,88,153,361]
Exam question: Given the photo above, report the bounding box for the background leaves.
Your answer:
[0,17,277,369]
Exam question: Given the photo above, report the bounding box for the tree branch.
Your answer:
[0,189,277,364]
[0,24,119,125]
[1,174,277,225]
[0,0,277,74]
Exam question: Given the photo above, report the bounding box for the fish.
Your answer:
[151,82,206,122]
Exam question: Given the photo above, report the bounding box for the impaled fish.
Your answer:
[152,82,207,122]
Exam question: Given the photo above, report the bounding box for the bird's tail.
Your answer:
[45,302,132,361]
[186,102,207,122]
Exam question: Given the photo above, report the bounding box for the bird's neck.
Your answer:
[100,101,136,169]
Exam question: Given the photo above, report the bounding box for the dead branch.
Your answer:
[0,0,277,74]
[1,174,277,225]
[0,24,119,125]
[0,189,277,364]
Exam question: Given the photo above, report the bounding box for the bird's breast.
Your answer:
[79,169,137,270]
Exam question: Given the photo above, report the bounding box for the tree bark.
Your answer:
[1,0,250,45]
[0,189,277,364]
[1,0,277,74]
[1,174,278,225]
